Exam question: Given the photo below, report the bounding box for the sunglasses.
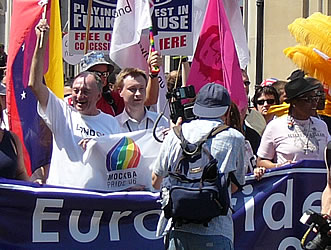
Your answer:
[90,71,110,78]
[298,96,319,103]
[244,81,250,86]
[256,99,275,105]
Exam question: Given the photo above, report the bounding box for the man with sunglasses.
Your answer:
[79,50,161,117]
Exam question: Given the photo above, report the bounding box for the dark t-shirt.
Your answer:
[0,52,7,81]
[244,124,261,155]
[0,130,18,179]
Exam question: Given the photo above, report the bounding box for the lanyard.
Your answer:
[125,119,149,132]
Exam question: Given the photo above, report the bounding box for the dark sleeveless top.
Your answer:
[0,130,18,179]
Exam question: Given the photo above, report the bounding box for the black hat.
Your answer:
[284,77,319,103]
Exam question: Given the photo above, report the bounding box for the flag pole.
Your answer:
[84,0,93,54]
[39,4,47,48]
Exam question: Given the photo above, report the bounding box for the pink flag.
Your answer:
[187,0,247,111]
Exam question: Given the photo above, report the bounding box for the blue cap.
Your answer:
[193,83,231,118]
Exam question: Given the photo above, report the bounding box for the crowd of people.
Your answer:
[0,18,330,249]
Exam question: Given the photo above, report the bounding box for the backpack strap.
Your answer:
[227,171,243,191]
[209,124,229,138]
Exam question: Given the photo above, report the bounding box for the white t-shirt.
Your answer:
[257,116,331,164]
[116,108,169,133]
[38,90,121,189]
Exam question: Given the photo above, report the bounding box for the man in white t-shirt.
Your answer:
[28,19,120,189]
[115,68,168,133]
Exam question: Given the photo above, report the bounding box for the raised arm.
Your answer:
[145,50,162,106]
[28,18,50,111]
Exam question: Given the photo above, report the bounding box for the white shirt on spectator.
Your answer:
[116,108,168,133]
[257,115,331,164]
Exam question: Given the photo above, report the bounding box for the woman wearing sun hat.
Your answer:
[255,77,331,179]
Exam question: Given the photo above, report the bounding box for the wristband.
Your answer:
[149,73,159,79]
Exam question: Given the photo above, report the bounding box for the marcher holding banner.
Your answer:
[115,68,168,132]
[256,77,331,179]
[28,18,120,189]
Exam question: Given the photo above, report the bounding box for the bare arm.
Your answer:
[11,132,29,181]
[321,164,331,216]
[181,61,190,87]
[28,18,50,111]
[152,172,163,190]
[144,51,162,106]
[257,157,277,169]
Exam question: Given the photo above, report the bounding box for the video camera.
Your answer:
[300,209,331,249]
[166,85,197,124]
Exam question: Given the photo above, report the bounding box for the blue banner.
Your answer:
[0,160,326,249]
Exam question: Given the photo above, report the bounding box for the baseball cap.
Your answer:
[193,83,231,118]
[79,51,114,73]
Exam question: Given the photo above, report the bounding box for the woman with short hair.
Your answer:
[253,86,280,123]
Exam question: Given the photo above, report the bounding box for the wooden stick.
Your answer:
[84,0,93,54]
[39,4,47,48]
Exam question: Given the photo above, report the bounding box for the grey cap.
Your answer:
[79,51,114,73]
[0,83,6,96]
[193,83,231,118]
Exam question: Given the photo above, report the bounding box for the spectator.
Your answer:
[252,85,280,124]
[28,19,120,189]
[152,83,245,249]
[255,77,331,179]
[0,101,29,181]
[242,70,266,137]
[0,44,7,82]
[0,82,8,130]
[115,68,168,132]
[225,102,256,173]
[272,80,288,103]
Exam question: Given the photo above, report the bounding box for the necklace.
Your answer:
[287,115,313,155]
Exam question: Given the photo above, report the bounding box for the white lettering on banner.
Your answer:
[178,5,189,15]
[241,179,321,233]
[263,179,293,230]
[278,236,301,250]
[73,1,131,29]
[32,198,160,243]
[109,211,132,241]
[32,198,63,242]
[157,16,189,30]
[242,185,255,231]
[302,191,321,214]
[134,210,162,240]
[69,210,103,243]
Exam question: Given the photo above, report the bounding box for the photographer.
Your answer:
[152,83,245,249]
